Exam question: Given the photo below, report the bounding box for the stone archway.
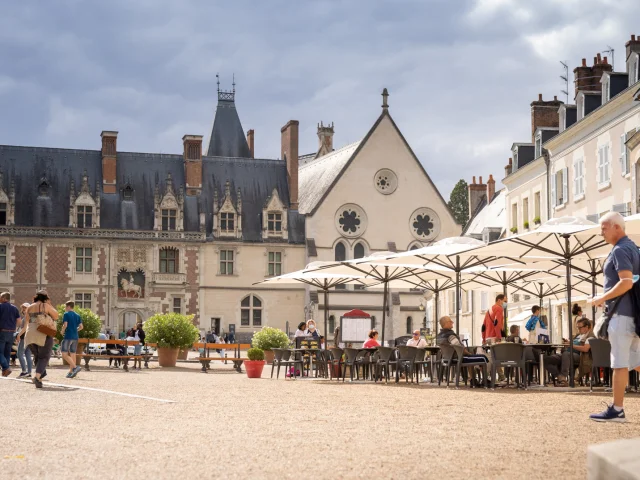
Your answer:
[117,309,148,337]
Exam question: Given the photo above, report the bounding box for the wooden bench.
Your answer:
[193,343,251,373]
[76,339,154,372]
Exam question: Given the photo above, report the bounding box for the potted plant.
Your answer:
[144,313,199,367]
[55,305,102,365]
[251,326,290,364]
[245,347,266,378]
[523,221,530,230]
[533,216,541,225]
[510,227,518,234]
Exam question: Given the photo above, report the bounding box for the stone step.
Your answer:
[588,437,640,479]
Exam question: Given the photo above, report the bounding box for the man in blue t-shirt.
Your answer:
[589,212,640,423]
[0,292,21,377]
[60,301,83,378]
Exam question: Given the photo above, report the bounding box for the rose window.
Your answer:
[334,204,367,238]
[374,169,398,195]
[409,208,440,241]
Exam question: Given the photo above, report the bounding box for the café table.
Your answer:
[291,348,321,378]
[524,344,565,386]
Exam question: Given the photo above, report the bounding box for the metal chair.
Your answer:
[342,348,365,382]
[588,338,611,392]
[374,347,396,383]
[413,348,429,383]
[272,348,304,380]
[439,344,488,388]
[396,346,418,383]
[328,347,344,380]
[490,343,526,389]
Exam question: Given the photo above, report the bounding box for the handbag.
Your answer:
[35,304,57,337]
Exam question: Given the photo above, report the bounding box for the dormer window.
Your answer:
[261,188,288,240]
[602,77,610,103]
[577,95,584,121]
[535,135,542,159]
[221,212,235,233]
[161,209,177,231]
[39,180,50,197]
[559,109,566,133]
[268,213,282,233]
[77,205,93,229]
[123,186,133,200]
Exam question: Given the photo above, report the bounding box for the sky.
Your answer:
[0,0,638,200]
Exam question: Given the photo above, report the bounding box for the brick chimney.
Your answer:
[486,174,495,202]
[317,121,334,156]
[281,120,299,209]
[246,129,254,158]
[573,55,613,98]
[100,131,118,194]
[530,94,563,140]
[468,176,486,217]
[505,158,513,176]
[182,135,202,196]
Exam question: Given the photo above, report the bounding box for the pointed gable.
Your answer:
[205,86,251,158]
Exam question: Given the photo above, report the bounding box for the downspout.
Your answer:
[107,242,111,330]
[38,239,43,290]
[544,150,551,220]
[471,290,475,346]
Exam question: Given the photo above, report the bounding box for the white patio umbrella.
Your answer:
[254,261,366,348]
[460,216,604,387]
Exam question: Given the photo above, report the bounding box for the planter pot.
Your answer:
[62,342,85,366]
[157,347,179,367]
[332,364,342,378]
[264,350,275,365]
[245,360,265,378]
[177,348,189,361]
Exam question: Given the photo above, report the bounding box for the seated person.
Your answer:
[544,318,594,386]
[363,329,381,348]
[506,325,523,344]
[306,320,320,340]
[407,329,427,348]
[294,322,308,338]
[437,316,489,386]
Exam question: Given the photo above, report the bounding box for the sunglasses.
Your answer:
[413,333,420,336]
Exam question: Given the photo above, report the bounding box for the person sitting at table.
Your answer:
[544,318,594,386]
[307,319,320,339]
[295,322,307,337]
[506,325,523,344]
[362,329,380,348]
[437,316,489,387]
[407,329,427,348]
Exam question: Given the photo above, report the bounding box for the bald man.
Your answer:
[437,316,490,387]
[589,212,640,423]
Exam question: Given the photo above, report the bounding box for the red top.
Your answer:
[482,304,504,342]
[363,338,380,348]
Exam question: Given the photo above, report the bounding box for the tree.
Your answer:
[448,179,469,225]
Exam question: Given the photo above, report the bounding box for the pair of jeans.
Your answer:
[17,336,32,374]
[29,336,53,375]
[0,330,15,371]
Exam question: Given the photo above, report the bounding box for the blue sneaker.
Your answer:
[70,366,82,378]
[65,372,73,378]
[590,403,627,423]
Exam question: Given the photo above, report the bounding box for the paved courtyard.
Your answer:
[3,358,640,479]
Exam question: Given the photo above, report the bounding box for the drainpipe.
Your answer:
[107,242,111,330]
[544,150,551,220]
[38,239,43,290]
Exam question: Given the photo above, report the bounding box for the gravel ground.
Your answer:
[2,358,640,480]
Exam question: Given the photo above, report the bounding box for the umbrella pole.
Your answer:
[590,260,597,321]
[565,236,575,388]
[455,256,461,333]
[435,285,440,337]
[323,288,329,350]
[503,278,508,337]
[381,266,389,345]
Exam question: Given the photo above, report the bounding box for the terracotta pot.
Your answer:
[177,348,189,360]
[245,360,265,378]
[264,350,275,365]
[157,347,179,367]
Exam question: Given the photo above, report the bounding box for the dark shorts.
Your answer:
[61,339,78,353]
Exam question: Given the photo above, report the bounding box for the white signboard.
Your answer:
[340,316,373,343]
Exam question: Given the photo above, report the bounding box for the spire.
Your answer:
[205,74,251,158]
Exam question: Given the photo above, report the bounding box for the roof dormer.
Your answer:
[69,170,100,228]
[262,188,288,240]
[154,172,184,231]
[213,180,242,239]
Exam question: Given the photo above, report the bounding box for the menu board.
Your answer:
[340,316,373,343]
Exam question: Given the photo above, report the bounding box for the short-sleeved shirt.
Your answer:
[62,311,83,340]
[0,302,20,330]
[603,236,640,317]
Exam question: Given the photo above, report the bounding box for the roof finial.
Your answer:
[232,73,236,94]
[382,88,389,110]
[216,73,220,94]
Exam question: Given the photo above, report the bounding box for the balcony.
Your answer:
[152,272,186,284]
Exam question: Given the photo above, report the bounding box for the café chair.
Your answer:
[587,338,611,392]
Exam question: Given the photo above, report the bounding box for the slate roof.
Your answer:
[298,141,360,214]
[205,96,251,158]
[462,189,505,238]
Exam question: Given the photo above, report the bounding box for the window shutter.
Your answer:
[605,145,611,182]
[620,133,628,175]
[598,147,604,184]
[550,171,556,208]
[573,160,579,197]
[562,167,568,205]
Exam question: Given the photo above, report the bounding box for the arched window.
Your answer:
[335,242,346,289]
[353,243,366,290]
[241,294,262,327]
[328,315,335,334]
[406,316,413,334]
[159,248,178,273]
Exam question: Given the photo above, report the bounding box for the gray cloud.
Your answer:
[0,0,638,199]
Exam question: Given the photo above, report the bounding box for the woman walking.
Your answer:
[24,290,59,388]
[15,303,33,378]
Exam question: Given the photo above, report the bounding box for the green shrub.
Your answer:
[144,312,199,349]
[251,326,290,351]
[510,227,518,234]
[55,305,102,342]
[523,221,530,229]
[533,216,541,224]
[247,347,265,361]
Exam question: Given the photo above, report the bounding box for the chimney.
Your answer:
[468,176,487,218]
[573,54,613,97]
[281,120,299,209]
[182,135,203,196]
[246,129,254,158]
[505,158,513,177]
[486,174,495,202]
[530,94,563,140]
[317,121,334,156]
[100,131,118,194]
